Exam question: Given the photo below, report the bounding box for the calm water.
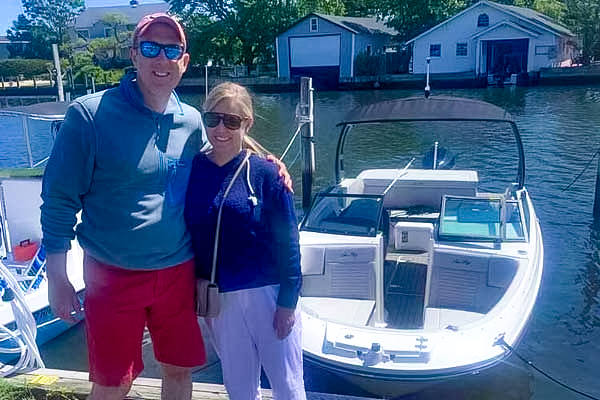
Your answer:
[5,84,600,399]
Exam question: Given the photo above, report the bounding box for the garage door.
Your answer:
[290,35,340,67]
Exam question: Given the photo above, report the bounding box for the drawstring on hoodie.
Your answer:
[246,155,257,207]
[171,90,185,116]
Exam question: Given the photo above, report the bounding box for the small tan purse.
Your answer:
[196,152,251,318]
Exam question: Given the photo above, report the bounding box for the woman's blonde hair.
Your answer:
[203,82,270,156]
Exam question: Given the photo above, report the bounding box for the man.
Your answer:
[41,13,206,400]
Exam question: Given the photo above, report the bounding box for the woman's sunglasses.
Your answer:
[138,41,184,60]
[203,112,247,130]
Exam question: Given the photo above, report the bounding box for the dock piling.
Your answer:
[300,77,315,212]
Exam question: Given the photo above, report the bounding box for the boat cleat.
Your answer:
[359,342,391,367]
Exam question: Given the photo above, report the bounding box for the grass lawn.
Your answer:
[0,379,81,400]
[0,168,45,178]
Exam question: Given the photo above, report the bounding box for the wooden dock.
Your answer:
[3,368,379,399]
[3,368,273,399]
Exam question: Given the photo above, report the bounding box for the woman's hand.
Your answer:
[273,306,296,339]
[266,154,293,193]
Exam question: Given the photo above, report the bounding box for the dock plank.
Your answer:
[4,368,274,399]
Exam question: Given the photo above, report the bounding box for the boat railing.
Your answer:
[0,111,62,169]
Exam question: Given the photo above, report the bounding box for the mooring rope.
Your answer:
[562,147,600,192]
[0,261,45,377]
[495,336,599,400]
[280,122,305,161]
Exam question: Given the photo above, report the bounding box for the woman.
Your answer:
[184,82,306,400]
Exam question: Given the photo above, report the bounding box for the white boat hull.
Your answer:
[299,169,544,397]
[0,178,85,355]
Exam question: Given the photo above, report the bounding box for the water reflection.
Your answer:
[579,221,600,331]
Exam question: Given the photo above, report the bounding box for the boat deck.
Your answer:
[384,251,428,329]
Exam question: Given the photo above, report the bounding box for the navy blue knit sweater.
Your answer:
[184,151,301,309]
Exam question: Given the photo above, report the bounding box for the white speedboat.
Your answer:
[299,95,543,396]
[0,102,84,375]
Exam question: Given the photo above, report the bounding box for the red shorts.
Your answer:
[83,255,206,387]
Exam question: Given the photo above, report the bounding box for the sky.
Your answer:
[1,0,164,36]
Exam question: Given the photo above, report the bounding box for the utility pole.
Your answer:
[52,44,64,102]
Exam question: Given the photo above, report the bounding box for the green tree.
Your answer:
[6,0,84,60]
[343,0,378,17]
[0,58,53,77]
[495,0,566,20]
[21,0,84,46]
[238,0,299,65]
[564,0,600,63]
[169,0,298,67]
[376,0,467,42]
[86,13,132,69]
[297,0,346,15]
[6,14,53,59]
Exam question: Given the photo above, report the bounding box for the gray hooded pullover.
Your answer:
[41,73,206,270]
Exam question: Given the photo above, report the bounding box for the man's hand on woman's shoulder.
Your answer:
[266,154,293,193]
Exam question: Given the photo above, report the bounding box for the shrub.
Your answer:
[0,59,53,78]
[355,52,382,76]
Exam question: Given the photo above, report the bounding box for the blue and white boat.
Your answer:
[0,102,84,376]
[299,95,544,396]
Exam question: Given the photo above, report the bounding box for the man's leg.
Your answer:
[160,363,193,400]
[87,383,132,400]
[147,260,206,400]
[83,255,149,395]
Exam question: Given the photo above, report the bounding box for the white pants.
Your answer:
[206,285,306,400]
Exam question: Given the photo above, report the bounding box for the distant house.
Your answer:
[73,2,169,60]
[276,13,398,85]
[407,0,576,81]
[0,36,29,60]
[0,36,11,60]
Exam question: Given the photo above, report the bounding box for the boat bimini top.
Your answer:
[334,96,525,189]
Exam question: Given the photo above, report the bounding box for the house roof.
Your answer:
[75,2,169,28]
[407,0,573,44]
[286,13,397,36]
[0,35,29,44]
[492,2,573,37]
[470,20,542,40]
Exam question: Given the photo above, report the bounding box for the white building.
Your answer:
[276,13,398,86]
[407,0,576,80]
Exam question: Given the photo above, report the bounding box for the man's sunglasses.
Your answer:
[203,112,247,130]
[138,41,184,60]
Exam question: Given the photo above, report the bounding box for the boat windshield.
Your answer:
[301,193,384,237]
[439,196,525,241]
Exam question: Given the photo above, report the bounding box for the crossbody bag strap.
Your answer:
[210,151,251,284]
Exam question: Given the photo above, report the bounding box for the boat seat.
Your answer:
[301,297,376,326]
[428,249,518,313]
[423,307,484,329]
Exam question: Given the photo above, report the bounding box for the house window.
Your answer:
[310,18,318,32]
[430,44,441,57]
[76,29,89,39]
[477,13,489,27]
[104,27,114,38]
[535,45,556,56]
[456,43,468,56]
